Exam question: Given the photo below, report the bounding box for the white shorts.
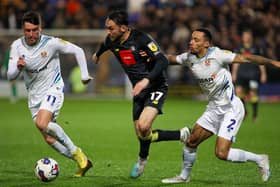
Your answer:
[196,96,245,142]
[29,85,64,120]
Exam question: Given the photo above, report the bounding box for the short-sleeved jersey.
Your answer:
[176,47,236,106]
[96,29,168,88]
[7,34,89,107]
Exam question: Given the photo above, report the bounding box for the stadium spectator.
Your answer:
[0,1,279,85]
[6,11,93,177]
[232,29,267,122]
[162,28,280,184]
[92,10,190,178]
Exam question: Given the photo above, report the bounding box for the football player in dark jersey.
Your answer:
[232,30,267,122]
[92,10,190,178]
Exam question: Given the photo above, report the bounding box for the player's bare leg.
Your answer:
[162,125,212,184]
[217,137,270,182]
[36,109,92,177]
[130,107,157,178]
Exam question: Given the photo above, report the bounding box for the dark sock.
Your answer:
[252,102,258,119]
[152,129,180,142]
[139,139,151,159]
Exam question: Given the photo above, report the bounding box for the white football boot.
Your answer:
[162,175,190,184]
[257,154,271,182]
[180,126,191,143]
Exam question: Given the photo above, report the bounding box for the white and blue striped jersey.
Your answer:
[176,47,236,106]
[7,34,90,107]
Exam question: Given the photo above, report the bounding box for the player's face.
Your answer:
[189,31,210,56]
[23,22,41,46]
[105,18,124,42]
[242,31,252,46]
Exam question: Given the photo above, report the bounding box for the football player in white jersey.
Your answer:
[7,11,93,177]
[162,28,280,184]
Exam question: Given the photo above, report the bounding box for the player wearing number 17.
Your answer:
[92,10,190,178]
[7,11,93,177]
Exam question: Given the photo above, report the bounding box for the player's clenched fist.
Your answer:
[17,57,26,71]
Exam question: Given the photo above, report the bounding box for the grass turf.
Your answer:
[0,97,279,187]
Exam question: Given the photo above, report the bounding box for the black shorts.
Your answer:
[132,84,168,120]
[235,76,260,90]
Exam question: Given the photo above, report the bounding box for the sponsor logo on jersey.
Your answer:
[119,50,136,65]
[152,100,159,105]
[41,51,47,58]
[147,42,158,52]
[198,77,214,83]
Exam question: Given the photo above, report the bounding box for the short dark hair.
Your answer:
[195,28,212,42]
[22,11,41,26]
[108,10,128,26]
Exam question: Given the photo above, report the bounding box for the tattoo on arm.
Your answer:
[235,54,271,65]
[245,55,271,65]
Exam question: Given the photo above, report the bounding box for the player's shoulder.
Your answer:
[41,34,59,43]
[210,46,233,56]
[131,29,150,41]
[11,37,22,47]
[42,35,70,46]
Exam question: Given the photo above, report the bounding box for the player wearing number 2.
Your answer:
[7,11,93,177]
[161,28,280,184]
[92,10,190,178]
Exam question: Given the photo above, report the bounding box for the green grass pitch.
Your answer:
[0,97,279,187]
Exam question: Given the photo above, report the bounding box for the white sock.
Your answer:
[51,141,73,158]
[227,148,262,163]
[180,146,197,179]
[45,122,77,154]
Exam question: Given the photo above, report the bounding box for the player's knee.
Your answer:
[44,136,55,145]
[186,139,198,149]
[35,118,49,132]
[215,149,228,160]
[137,122,150,138]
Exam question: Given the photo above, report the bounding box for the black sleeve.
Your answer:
[96,37,110,57]
[146,53,168,81]
[140,32,168,81]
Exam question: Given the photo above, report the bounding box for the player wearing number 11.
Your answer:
[7,11,93,177]
[92,10,190,178]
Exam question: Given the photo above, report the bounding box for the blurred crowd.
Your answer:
[0,0,279,57]
[0,0,280,84]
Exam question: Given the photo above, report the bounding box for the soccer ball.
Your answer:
[34,158,59,182]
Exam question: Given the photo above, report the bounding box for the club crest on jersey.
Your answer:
[41,51,47,58]
[204,59,211,66]
[130,46,136,51]
[147,42,158,52]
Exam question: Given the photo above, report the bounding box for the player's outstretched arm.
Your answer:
[233,54,280,68]
[166,54,180,65]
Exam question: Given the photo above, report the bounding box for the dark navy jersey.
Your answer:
[235,45,265,80]
[96,29,168,87]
